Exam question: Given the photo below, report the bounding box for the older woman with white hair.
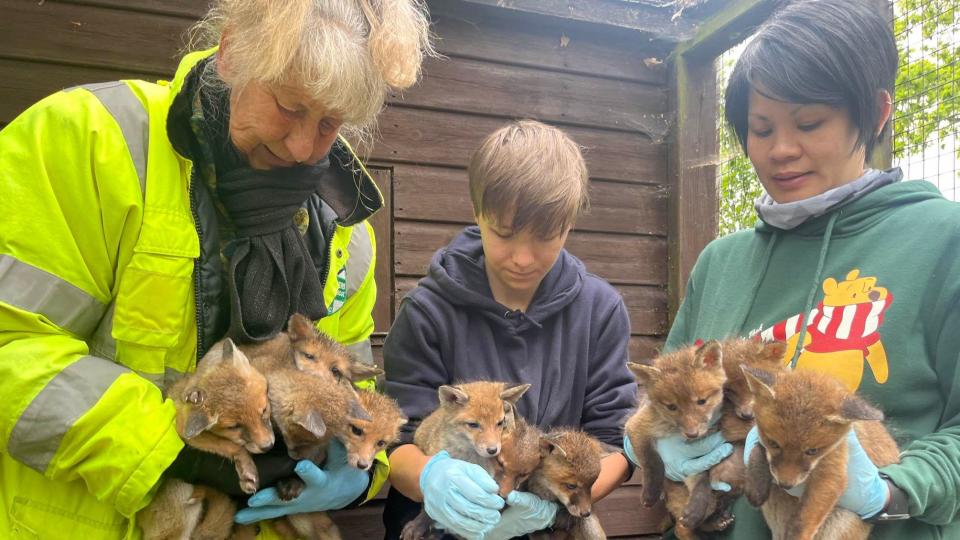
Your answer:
[0,0,432,537]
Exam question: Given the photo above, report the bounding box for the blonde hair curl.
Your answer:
[189,0,434,139]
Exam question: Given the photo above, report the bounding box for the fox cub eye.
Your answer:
[331,367,343,381]
[376,440,386,448]
[804,448,819,456]
[666,404,678,411]
[351,425,364,436]
[466,422,481,429]
[302,352,316,361]
[696,398,707,405]
[564,483,578,491]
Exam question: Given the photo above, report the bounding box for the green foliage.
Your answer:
[717,50,762,237]
[716,0,960,235]
[892,0,959,158]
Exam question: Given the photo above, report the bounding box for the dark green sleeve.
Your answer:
[881,258,960,525]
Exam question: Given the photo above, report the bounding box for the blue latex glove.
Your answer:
[743,427,889,518]
[624,433,733,491]
[234,439,370,524]
[480,491,558,540]
[420,451,505,539]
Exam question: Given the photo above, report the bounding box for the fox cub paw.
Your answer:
[277,478,306,501]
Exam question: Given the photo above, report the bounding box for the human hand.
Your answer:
[165,445,297,497]
[625,432,733,490]
[481,491,558,540]
[744,427,888,518]
[419,451,505,538]
[233,439,369,524]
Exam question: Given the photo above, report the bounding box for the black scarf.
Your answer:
[193,63,329,343]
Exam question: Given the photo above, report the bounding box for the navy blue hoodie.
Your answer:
[383,226,637,447]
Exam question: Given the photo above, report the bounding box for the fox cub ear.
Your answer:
[742,365,776,402]
[438,385,469,406]
[296,409,327,439]
[287,313,317,341]
[695,340,723,369]
[351,363,384,381]
[626,362,661,385]
[540,436,568,458]
[347,399,372,422]
[183,408,218,439]
[833,396,884,423]
[500,383,531,405]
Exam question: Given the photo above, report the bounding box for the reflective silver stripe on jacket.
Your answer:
[0,255,107,338]
[345,222,373,297]
[7,356,128,472]
[345,340,374,366]
[344,223,374,365]
[71,81,149,197]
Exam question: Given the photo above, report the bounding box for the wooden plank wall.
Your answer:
[0,1,674,537]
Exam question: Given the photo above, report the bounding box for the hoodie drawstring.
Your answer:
[788,212,839,368]
[736,231,779,334]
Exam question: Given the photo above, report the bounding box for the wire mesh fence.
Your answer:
[715,0,960,236]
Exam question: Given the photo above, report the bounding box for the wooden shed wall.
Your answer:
[0,0,674,536]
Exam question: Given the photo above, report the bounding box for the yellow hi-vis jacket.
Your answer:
[0,49,386,539]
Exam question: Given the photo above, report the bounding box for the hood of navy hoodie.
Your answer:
[421,226,584,330]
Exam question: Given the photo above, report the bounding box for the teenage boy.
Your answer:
[382,120,637,539]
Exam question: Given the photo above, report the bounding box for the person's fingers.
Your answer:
[234,505,286,524]
[246,487,284,508]
[679,442,734,476]
[461,463,503,495]
[453,472,505,510]
[686,431,728,453]
[446,490,504,524]
[711,480,732,492]
[505,490,538,508]
[295,460,329,487]
[325,439,349,467]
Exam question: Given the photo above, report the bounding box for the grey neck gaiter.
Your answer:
[755,168,901,230]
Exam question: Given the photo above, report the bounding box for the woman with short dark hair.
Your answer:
[626,1,960,538]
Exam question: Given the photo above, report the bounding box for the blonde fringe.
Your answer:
[186,0,436,140]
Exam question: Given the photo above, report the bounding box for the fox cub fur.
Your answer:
[528,429,607,540]
[139,338,274,540]
[240,313,383,384]
[625,340,726,538]
[495,413,543,497]
[401,381,531,540]
[742,367,900,540]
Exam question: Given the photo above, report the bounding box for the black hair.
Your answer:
[724,0,898,158]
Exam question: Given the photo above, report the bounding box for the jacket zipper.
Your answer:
[189,168,206,360]
[320,218,338,310]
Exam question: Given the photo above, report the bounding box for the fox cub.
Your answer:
[268,368,406,540]
[401,381,531,540]
[624,340,727,539]
[139,338,274,540]
[240,312,383,384]
[495,413,543,497]
[527,429,607,540]
[742,367,900,540]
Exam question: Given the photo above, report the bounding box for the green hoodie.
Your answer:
[666,177,960,539]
